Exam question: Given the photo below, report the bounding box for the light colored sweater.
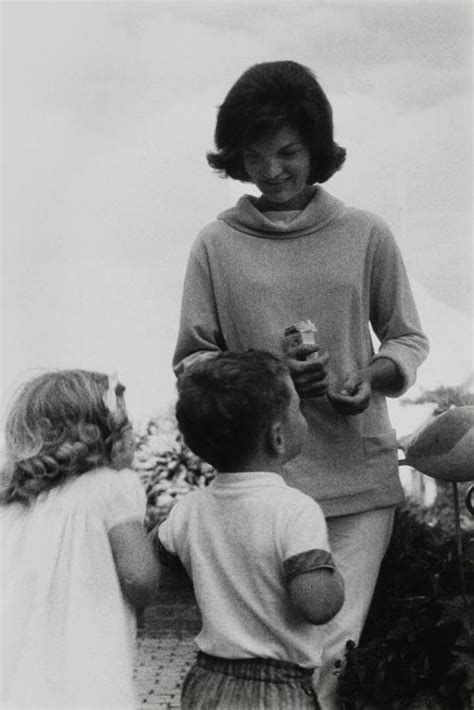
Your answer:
[173,187,429,517]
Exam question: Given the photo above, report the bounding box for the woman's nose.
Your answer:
[261,157,281,179]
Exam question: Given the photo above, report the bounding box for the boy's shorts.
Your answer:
[181,651,320,709]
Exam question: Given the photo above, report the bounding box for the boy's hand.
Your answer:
[286,345,329,398]
[327,371,372,415]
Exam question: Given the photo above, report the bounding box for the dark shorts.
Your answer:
[181,652,320,709]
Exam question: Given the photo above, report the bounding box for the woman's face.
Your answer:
[242,125,312,209]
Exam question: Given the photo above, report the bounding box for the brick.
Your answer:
[134,601,196,709]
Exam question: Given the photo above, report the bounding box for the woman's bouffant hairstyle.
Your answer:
[207,60,346,184]
[176,350,291,472]
[1,370,129,505]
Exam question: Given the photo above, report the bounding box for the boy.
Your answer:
[152,350,344,709]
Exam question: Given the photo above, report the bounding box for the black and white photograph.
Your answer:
[1,2,473,709]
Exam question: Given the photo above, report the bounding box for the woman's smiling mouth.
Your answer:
[264,178,289,187]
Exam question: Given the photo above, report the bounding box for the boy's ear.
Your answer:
[268,420,285,457]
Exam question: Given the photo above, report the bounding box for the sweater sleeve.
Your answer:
[368,222,429,396]
[172,233,227,377]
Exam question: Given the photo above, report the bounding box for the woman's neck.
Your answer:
[255,185,316,212]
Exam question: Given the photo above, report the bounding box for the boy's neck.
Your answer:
[219,456,286,476]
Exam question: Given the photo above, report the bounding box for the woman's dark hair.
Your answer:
[176,350,291,472]
[207,60,346,184]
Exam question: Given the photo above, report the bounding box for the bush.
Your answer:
[133,411,474,707]
[338,498,474,710]
[133,415,215,530]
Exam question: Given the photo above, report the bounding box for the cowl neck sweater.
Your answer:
[173,187,429,516]
[218,187,345,239]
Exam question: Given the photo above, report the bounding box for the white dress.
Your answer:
[1,467,146,709]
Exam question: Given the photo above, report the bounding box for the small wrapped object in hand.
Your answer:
[283,319,319,360]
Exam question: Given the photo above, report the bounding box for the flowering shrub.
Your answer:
[133,414,215,530]
[338,499,474,709]
[133,406,473,707]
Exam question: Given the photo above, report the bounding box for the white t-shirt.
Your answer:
[158,471,335,668]
[1,467,145,709]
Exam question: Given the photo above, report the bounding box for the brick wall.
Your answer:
[138,569,202,636]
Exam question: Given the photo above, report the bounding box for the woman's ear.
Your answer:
[268,420,285,457]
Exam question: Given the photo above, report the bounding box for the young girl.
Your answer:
[173,61,429,709]
[0,369,161,709]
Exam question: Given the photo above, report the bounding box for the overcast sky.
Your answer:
[2,1,472,427]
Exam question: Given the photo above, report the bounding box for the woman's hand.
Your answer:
[286,345,329,398]
[327,358,402,415]
[327,371,372,415]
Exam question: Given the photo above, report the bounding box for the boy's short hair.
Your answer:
[176,350,291,471]
[207,60,346,184]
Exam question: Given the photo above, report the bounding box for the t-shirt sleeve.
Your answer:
[281,494,336,582]
[103,468,147,531]
[153,520,186,573]
[157,517,174,553]
[157,504,182,557]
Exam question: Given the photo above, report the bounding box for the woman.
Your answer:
[173,60,429,709]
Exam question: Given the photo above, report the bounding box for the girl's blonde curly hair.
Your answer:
[1,369,131,505]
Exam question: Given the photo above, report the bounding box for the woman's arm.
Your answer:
[368,224,429,389]
[173,242,226,376]
[328,224,429,416]
[109,519,162,608]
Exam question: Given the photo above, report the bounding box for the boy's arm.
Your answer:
[289,567,345,625]
[282,500,345,625]
[148,520,190,581]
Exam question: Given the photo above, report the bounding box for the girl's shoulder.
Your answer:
[85,465,140,484]
[72,466,141,493]
[64,467,146,527]
[0,468,146,534]
[84,466,144,499]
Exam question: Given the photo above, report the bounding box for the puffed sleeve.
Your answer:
[280,494,337,583]
[102,468,147,531]
[367,220,429,395]
[172,231,227,376]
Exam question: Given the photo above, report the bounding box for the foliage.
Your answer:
[426,480,474,535]
[134,403,474,707]
[338,500,474,710]
[402,382,474,412]
[133,415,215,530]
